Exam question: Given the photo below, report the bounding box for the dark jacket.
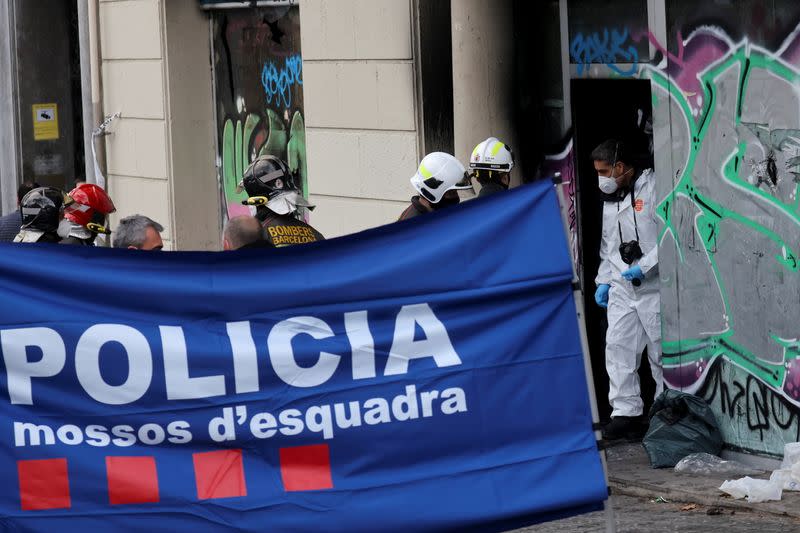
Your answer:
[59,236,94,246]
[255,208,324,247]
[0,210,22,242]
[397,196,432,221]
[238,239,275,250]
[478,181,506,197]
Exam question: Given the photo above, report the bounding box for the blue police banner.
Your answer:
[0,180,606,532]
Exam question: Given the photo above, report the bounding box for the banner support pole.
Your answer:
[552,172,616,533]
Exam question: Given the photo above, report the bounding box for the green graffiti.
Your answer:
[221,110,308,214]
[649,45,800,389]
[260,109,287,157]
[287,111,307,196]
[222,116,253,207]
[663,334,786,388]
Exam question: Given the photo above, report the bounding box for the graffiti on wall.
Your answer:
[696,357,800,449]
[643,23,800,456]
[570,27,688,79]
[570,27,640,76]
[261,54,303,108]
[542,139,580,270]
[568,7,800,455]
[213,7,306,220]
[220,110,307,219]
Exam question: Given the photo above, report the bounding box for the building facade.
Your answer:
[96,0,456,249]
[2,0,800,459]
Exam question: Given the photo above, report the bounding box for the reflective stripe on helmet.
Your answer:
[257,169,286,184]
[411,152,470,203]
[418,162,434,179]
[66,203,91,213]
[469,136,514,172]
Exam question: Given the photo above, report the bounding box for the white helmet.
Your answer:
[469,137,514,172]
[410,152,472,203]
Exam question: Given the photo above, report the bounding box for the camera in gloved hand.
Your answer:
[619,241,644,286]
[619,240,643,265]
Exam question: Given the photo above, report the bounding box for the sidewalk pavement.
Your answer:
[606,443,800,518]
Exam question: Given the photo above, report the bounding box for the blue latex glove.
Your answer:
[621,265,644,282]
[594,284,610,308]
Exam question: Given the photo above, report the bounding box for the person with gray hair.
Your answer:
[113,214,164,250]
[223,215,273,250]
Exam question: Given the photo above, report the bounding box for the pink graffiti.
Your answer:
[636,29,732,99]
[778,26,800,66]
[542,139,579,270]
[636,24,800,100]
[784,359,800,401]
[663,357,710,391]
[634,30,686,68]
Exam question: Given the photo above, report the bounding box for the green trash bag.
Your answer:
[642,389,723,468]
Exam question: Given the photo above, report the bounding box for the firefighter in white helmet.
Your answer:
[398,152,473,220]
[469,137,514,197]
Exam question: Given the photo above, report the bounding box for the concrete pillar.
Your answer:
[451,0,516,183]
[0,1,19,214]
[77,0,96,184]
[100,0,219,250]
[164,0,220,250]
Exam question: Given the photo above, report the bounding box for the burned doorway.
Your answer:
[211,6,306,223]
[571,78,654,422]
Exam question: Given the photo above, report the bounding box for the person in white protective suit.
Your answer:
[591,139,663,441]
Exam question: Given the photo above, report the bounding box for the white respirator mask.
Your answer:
[598,175,619,194]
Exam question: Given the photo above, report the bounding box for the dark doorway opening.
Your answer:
[13,0,84,189]
[571,78,655,423]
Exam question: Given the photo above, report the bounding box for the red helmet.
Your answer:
[65,183,116,232]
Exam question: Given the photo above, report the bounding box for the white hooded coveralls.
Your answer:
[595,168,664,417]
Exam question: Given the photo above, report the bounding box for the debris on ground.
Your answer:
[718,442,800,503]
[643,391,723,468]
[675,453,764,476]
[719,477,782,502]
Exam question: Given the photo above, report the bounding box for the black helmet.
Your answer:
[239,155,297,200]
[20,187,71,232]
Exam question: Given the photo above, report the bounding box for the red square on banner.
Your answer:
[18,458,71,511]
[193,449,247,500]
[280,444,334,491]
[106,456,160,505]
